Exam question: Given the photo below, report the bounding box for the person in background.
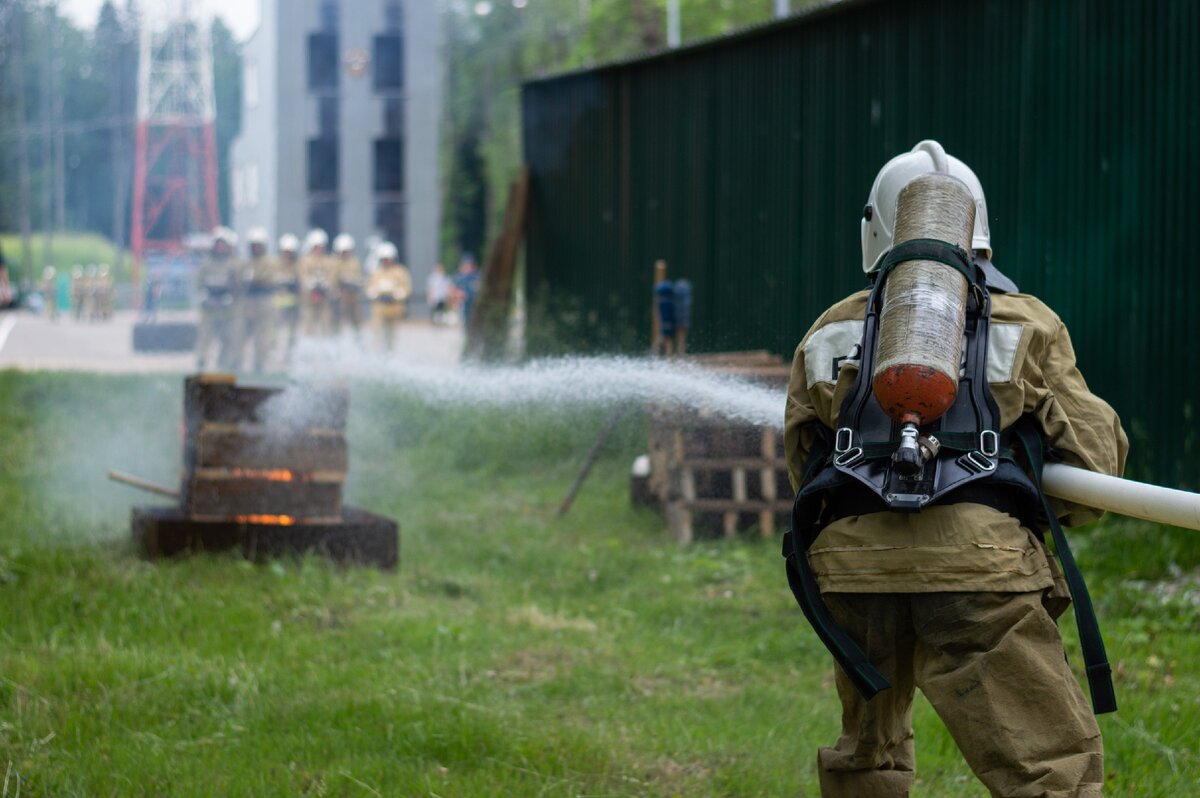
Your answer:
[70,266,85,320]
[38,266,58,320]
[0,244,12,309]
[95,264,114,321]
[274,234,302,362]
[196,227,240,370]
[56,267,71,318]
[299,229,334,337]
[333,234,364,339]
[83,264,100,321]
[237,228,277,374]
[365,242,412,351]
[426,263,451,325]
[453,255,481,329]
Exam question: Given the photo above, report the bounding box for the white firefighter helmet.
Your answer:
[304,228,329,253]
[246,227,270,248]
[212,226,238,248]
[861,140,992,273]
[376,241,398,262]
[332,233,355,255]
[278,233,300,253]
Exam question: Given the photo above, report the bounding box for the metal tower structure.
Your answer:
[131,0,219,294]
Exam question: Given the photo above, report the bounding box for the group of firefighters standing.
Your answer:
[35,264,115,322]
[195,226,415,373]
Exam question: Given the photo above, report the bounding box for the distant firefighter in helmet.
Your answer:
[783,141,1127,798]
[300,229,336,337]
[365,241,412,351]
[333,233,365,338]
[274,233,303,362]
[196,226,241,370]
[238,227,277,374]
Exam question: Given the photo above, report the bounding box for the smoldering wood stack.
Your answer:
[182,373,350,521]
[131,373,398,569]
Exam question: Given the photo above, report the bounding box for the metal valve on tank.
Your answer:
[871,173,977,477]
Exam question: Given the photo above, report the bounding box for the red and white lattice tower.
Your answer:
[130,0,218,295]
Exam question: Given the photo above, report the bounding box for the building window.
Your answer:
[384,1,403,31]
[244,61,259,109]
[308,33,339,90]
[308,138,339,193]
[319,1,339,32]
[318,97,339,138]
[383,98,404,137]
[375,202,405,258]
[373,34,403,91]
[309,201,339,237]
[374,138,404,193]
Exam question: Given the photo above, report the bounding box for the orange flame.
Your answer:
[235,515,297,526]
[227,468,296,482]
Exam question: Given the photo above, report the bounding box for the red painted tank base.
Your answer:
[873,365,958,427]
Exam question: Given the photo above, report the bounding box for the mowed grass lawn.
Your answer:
[0,371,1197,797]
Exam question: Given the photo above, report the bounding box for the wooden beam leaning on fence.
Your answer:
[465,166,530,361]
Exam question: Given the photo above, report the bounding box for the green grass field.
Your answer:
[0,372,1197,797]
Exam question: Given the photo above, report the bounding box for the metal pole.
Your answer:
[667,0,680,48]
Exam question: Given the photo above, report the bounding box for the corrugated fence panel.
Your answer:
[522,0,1200,486]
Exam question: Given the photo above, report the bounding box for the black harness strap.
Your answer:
[877,238,978,287]
[1012,418,1118,714]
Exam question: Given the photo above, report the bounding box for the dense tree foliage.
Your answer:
[0,1,241,276]
[441,0,820,266]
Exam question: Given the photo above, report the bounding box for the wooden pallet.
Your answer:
[645,354,793,543]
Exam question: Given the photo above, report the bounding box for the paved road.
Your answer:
[0,309,464,373]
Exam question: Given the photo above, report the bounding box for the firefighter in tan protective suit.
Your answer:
[333,233,365,338]
[365,241,411,351]
[237,227,277,373]
[196,226,241,370]
[783,141,1128,798]
[274,234,302,361]
[300,229,336,337]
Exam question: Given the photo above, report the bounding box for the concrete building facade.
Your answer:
[231,0,442,287]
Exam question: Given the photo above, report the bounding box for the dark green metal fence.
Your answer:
[522,0,1200,487]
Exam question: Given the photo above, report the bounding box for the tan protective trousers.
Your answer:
[818,591,1104,798]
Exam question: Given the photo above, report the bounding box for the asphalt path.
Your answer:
[0,308,464,373]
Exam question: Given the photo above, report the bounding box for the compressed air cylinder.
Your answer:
[872,173,976,426]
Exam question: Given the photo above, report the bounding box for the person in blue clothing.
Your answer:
[453,255,481,328]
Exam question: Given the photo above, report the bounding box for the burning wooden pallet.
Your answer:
[127,373,397,568]
[644,352,793,543]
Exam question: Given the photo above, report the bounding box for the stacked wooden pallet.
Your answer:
[646,352,793,543]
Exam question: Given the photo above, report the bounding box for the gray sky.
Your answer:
[60,0,261,41]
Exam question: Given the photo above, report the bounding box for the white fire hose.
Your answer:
[1042,464,1200,531]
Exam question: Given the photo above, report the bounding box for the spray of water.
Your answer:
[290,339,788,430]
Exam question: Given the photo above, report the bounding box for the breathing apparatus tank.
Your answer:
[871,173,976,476]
